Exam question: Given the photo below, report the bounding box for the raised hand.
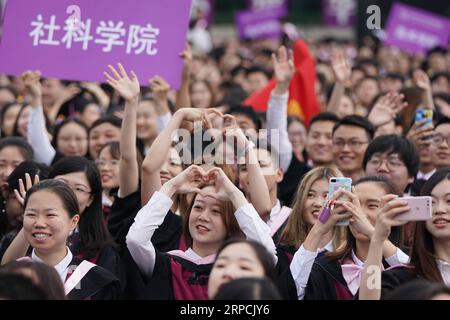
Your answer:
[176,107,223,129]
[179,43,193,77]
[203,167,238,201]
[163,165,207,195]
[104,63,140,102]
[368,93,408,128]
[21,70,42,105]
[373,195,409,242]
[149,75,170,102]
[406,119,434,147]
[14,173,40,206]
[339,189,374,237]
[272,46,294,94]
[413,69,431,91]
[330,50,351,84]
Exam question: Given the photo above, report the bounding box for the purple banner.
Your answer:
[384,2,450,55]
[247,0,286,10]
[0,0,192,89]
[322,0,356,27]
[235,5,287,40]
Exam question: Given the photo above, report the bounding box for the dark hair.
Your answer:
[88,116,122,134]
[383,72,406,82]
[0,273,48,300]
[215,238,277,281]
[434,117,450,130]
[430,71,450,84]
[332,115,375,140]
[354,175,398,195]
[0,137,34,160]
[228,105,262,131]
[48,156,115,259]
[362,134,420,179]
[213,277,281,300]
[385,279,450,300]
[409,168,450,282]
[246,65,271,80]
[98,141,120,160]
[6,161,50,193]
[0,259,66,299]
[24,179,80,218]
[309,112,340,129]
[52,118,89,154]
[0,102,23,137]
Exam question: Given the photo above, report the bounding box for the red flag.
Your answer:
[243,39,320,125]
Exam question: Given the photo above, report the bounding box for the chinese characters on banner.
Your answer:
[384,2,450,55]
[0,0,192,88]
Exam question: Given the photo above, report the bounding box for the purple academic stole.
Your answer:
[170,259,209,300]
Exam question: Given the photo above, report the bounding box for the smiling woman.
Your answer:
[13,179,121,299]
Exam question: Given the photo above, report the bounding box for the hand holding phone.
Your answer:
[415,109,433,128]
[395,196,432,221]
[328,177,352,226]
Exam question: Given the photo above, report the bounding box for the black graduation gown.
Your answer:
[304,254,354,300]
[379,266,417,299]
[124,250,212,300]
[65,256,122,300]
[107,190,183,253]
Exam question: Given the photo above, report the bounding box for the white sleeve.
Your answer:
[234,203,278,264]
[267,91,292,172]
[126,191,173,278]
[385,247,410,266]
[289,244,319,300]
[157,112,172,133]
[28,106,55,165]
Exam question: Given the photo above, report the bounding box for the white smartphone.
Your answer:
[395,196,432,221]
[328,177,352,226]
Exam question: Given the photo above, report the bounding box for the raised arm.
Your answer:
[413,69,434,110]
[104,63,140,197]
[126,165,206,277]
[175,43,192,110]
[149,75,172,132]
[207,168,277,264]
[223,119,272,220]
[267,46,294,172]
[327,51,352,116]
[359,195,409,300]
[22,71,55,165]
[141,108,222,204]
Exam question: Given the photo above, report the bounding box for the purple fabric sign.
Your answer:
[235,5,287,40]
[0,0,192,88]
[322,0,356,27]
[384,2,450,54]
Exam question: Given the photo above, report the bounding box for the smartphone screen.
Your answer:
[328,177,352,226]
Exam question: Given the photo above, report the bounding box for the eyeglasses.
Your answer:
[367,157,406,170]
[332,139,368,150]
[94,159,120,167]
[431,135,450,146]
